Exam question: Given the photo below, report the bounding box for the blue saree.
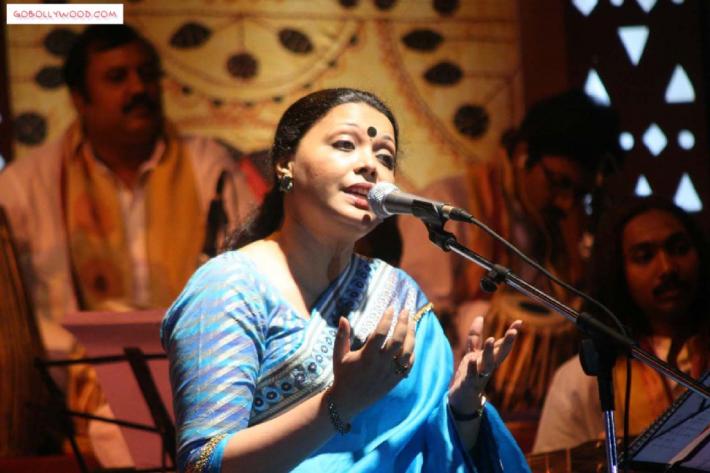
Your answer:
[161,251,530,473]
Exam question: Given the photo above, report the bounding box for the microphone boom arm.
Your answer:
[422,220,710,399]
[422,218,710,473]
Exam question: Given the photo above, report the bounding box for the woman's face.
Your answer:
[281,102,396,239]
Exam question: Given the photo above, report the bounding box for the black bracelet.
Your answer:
[326,392,351,434]
[449,396,486,421]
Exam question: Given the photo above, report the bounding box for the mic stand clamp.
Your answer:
[479,264,510,295]
[421,212,455,252]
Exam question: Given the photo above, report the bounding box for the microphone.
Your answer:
[367,182,473,223]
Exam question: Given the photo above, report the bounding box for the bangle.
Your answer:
[325,391,351,435]
[449,395,486,422]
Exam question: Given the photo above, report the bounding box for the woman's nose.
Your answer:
[355,152,378,181]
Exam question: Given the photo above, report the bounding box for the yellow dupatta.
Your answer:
[612,336,709,436]
[62,122,205,310]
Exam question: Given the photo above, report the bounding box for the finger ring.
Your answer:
[393,355,410,376]
[477,371,490,379]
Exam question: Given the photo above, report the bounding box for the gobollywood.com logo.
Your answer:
[7,3,124,25]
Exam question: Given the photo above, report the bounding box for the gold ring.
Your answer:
[393,355,410,375]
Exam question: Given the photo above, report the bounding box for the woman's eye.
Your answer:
[333,140,355,151]
[378,154,395,170]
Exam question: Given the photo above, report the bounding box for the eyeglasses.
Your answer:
[538,162,589,201]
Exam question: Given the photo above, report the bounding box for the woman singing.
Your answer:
[161,88,529,472]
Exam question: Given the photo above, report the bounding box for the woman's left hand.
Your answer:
[448,316,522,415]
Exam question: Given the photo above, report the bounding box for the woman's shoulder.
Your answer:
[190,250,255,286]
[169,249,270,311]
[161,250,267,344]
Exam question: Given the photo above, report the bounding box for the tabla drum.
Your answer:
[483,288,579,416]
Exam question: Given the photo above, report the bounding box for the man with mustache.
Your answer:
[0,24,257,462]
[399,91,621,425]
[0,24,257,348]
[533,196,710,452]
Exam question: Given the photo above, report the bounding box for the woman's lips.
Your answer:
[344,189,370,210]
[343,184,373,210]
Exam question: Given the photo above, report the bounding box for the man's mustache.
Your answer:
[122,94,159,114]
[653,275,690,297]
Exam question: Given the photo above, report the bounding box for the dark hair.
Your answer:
[584,196,709,338]
[227,88,399,249]
[63,24,160,99]
[511,89,622,174]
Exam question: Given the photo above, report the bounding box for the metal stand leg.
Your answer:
[580,338,618,473]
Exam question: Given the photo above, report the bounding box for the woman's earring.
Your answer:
[278,175,294,193]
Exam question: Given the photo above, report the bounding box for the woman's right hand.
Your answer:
[327,306,416,421]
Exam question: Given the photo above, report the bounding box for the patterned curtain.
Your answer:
[7,0,523,190]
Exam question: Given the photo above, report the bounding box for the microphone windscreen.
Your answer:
[367,182,398,218]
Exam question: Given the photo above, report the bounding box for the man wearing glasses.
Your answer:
[399,90,621,423]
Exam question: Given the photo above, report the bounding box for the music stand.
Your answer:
[625,372,710,472]
[36,310,175,472]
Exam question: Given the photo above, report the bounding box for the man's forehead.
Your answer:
[623,210,687,247]
[86,41,155,70]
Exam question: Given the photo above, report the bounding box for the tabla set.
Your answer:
[483,288,580,415]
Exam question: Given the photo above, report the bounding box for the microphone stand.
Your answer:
[416,211,710,473]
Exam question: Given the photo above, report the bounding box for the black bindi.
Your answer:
[367,126,377,138]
